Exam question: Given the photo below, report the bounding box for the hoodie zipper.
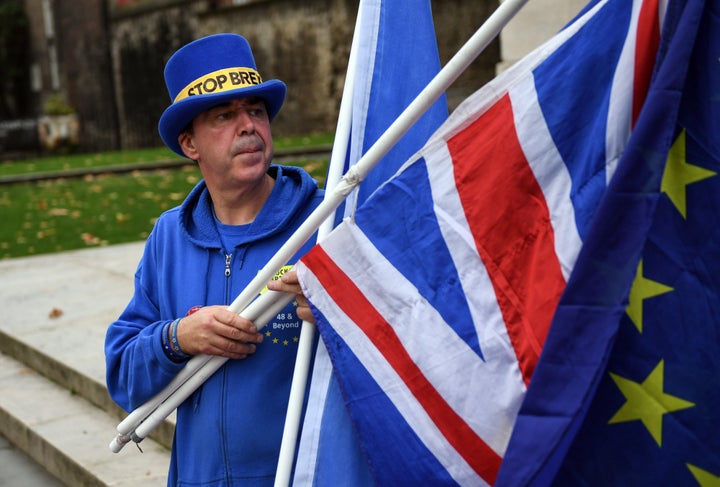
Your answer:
[224,253,232,277]
[223,252,232,304]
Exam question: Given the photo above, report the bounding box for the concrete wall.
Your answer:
[14,0,596,154]
[497,0,587,72]
[19,0,52,122]
[108,0,500,150]
[15,0,521,153]
[19,0,120,152]
[55,0,120,151]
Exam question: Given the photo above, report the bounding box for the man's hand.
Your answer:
[176,305,263,359]
[266,270,315,324]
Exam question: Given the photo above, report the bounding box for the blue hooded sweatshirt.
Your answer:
[105,165,324,486]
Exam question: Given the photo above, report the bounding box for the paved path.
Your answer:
[0,242,170,486]
[0,434,65,486]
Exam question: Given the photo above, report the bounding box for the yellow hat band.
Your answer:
[173,67,264,103]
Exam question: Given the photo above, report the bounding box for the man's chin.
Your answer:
[232,151,267,166]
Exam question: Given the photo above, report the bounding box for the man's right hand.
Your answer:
[175,305,264,359]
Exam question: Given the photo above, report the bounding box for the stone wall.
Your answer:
[110,2,201,149]
[108,0,499,150]
[55,0,120,151]
[18,0,120,152]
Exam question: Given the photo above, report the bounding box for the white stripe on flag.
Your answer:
[424,143,528,424]
[301,252,486,485]
[291,340,332,486]
[433,0,608,147]
[304,222,531,480]
[605,0,644,183]
[510,76,583,280]
[345,0,382,216]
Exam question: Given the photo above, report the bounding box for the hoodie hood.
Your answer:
[178,164,320,249]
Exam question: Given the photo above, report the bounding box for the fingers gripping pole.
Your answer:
[109,289,293,452]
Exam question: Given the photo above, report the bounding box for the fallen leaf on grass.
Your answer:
[81,233,101,245]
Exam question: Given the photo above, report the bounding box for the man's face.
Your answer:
[179,96,274,189]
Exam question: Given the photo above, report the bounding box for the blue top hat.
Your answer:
[158,33,286,157]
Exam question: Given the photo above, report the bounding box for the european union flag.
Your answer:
[554,0,720,483]
[497,0,719,484]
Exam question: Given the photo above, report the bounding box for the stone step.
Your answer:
[0,433,65,486]
[0,351,169,486]
[0,322,176,452]
[0,243,173,485]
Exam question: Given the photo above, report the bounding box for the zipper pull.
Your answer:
[224,253,232,277]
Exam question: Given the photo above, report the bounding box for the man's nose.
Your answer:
[235,110,255,135]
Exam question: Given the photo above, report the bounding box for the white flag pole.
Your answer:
[272,0,364,482]
[109,0,530,454]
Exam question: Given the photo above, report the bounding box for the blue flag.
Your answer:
[497,0,718,484]
[292,1,447,484]
[344,0,449,208]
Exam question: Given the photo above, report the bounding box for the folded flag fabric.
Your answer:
[514,0,719,484]
[296,0,711,484]
[291,0,447,485]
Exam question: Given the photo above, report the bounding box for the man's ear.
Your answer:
[178,131,198,160]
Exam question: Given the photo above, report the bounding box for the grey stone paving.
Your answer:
[0,435,65,486]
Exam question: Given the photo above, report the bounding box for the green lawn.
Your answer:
[0,147,180,177]
[0,136,331,260]
[0,133,333,177]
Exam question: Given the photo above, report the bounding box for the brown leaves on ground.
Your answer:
[48,307,63,318]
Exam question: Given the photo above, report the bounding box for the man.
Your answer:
[105,33,323,486]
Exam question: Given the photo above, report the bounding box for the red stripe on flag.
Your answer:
[447,93,566,386]
[302,245,503,484]
[633,0,660,125]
